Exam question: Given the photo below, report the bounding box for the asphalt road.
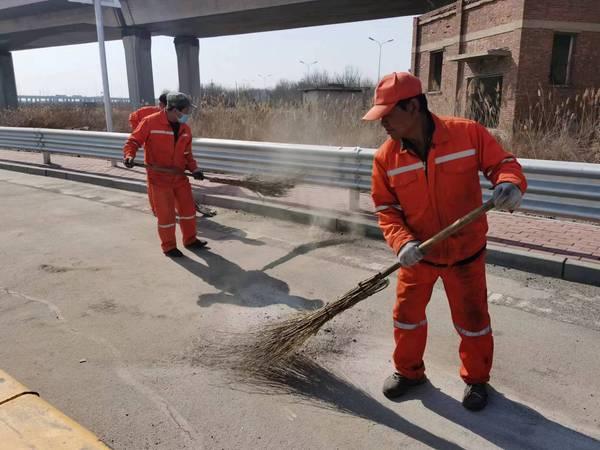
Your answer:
[1,169,599,450]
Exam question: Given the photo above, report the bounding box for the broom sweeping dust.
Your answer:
[129,161,296,197]
[228,199,496,375]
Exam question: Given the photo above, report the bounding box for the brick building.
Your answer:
[411,0,600,132]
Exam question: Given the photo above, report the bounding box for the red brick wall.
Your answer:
[415,0,600,132]
[463,0,523,33]
[523,0,600,22]
[418,11,458,47]
[515,27,600,122]
[458,31,522,130]
[416,0,525,128]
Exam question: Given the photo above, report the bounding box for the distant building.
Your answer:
[302,84,366,106]
[411,0,600,131]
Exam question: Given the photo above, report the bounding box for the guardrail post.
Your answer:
[36,130,51,165]
[349,146,362,212]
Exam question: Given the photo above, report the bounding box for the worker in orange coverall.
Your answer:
[365,72,527,411]
[128,90,169,216]
[123,92,207,257]
[128,91,169,130]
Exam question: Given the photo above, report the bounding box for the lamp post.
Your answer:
[257,74,272,90]
[368,37,394,82]
[299,60,318,81]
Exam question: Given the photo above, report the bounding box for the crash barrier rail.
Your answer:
[0,126,599,221]
[18,95,131,105]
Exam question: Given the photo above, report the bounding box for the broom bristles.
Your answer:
[206,174,296,197]
[239,275,390,368]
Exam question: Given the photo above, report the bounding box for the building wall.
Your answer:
[414,0,525,130]
[523,0,600,22]
[413,0,600,132]
[515,0,600,123]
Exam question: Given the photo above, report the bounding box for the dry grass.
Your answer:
[511,87,600,163]
[0,104,133,132]
[0,99,385,147]
[1,90,599,162]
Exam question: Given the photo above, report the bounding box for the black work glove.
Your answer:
[123,157,135,168]
[192,169,205,180]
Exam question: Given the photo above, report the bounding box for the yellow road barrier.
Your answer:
[0,369,109,449]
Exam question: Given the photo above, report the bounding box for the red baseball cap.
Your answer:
[362,72,423,121]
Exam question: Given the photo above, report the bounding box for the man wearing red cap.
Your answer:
[365,72,527,411]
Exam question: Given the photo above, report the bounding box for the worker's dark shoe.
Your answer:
[382,372,427,399]
[462,383,488,411]
[184,239,208,250]
[164,248,184,258]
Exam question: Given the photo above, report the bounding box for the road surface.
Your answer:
[1,169,599,449]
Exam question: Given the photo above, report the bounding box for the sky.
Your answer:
[11,16,414,97]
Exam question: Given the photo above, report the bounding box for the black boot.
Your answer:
[382,372,427,399]
[164,248,184,258]
[184,239,208,250]
[462,383,488,411]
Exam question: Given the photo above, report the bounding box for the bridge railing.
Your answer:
[0,126,598,221]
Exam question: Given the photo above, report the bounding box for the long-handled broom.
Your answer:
[129,161,295,197]
[241,199,496,368]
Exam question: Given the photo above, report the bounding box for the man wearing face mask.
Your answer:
[366,72,527,411]
[123,92,206,257]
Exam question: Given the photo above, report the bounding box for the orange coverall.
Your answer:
[129,106,162,215]
[371,114,527,384]
[123,111,199,252]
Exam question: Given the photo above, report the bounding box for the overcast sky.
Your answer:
[12,16,414,97]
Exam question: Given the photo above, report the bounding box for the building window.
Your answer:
[467,76,503,128]
[428,50,443,92]
[550,33,574,85]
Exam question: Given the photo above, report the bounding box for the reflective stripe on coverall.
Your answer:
[123,111,199,252]
[371,114,527,383]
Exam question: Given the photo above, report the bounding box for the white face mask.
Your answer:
[177,113,189,124]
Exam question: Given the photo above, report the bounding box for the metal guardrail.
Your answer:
[18,95,131,105]
[0,126,599,221]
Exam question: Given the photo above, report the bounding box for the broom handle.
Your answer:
[130,161,224,184]
[132,161,194,177]
[376,199,495,280]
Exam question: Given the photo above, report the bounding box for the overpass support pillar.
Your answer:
[174,36,201,100]
[0,51,18,109]
[123,29,155,109]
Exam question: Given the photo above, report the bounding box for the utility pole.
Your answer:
[368,37,394,82]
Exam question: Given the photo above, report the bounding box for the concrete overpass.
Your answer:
[0,0,454,109]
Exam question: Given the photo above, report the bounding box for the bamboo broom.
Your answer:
[239,199,496,369]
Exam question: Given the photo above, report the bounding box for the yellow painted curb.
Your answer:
[0,370,36,405]
[0,370,109,449]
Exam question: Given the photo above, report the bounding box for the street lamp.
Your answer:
[368,37,394,82]
[257,74,272,90]
[299,60,318,80]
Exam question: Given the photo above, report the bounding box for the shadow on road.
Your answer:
[213,354,463,450]
[391,382,600,449]
[196,217,265,247]
[261,237,358,271]
[174,249,324,310]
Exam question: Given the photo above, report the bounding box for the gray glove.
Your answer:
[397,241,423,267]
[493,182,522,210]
